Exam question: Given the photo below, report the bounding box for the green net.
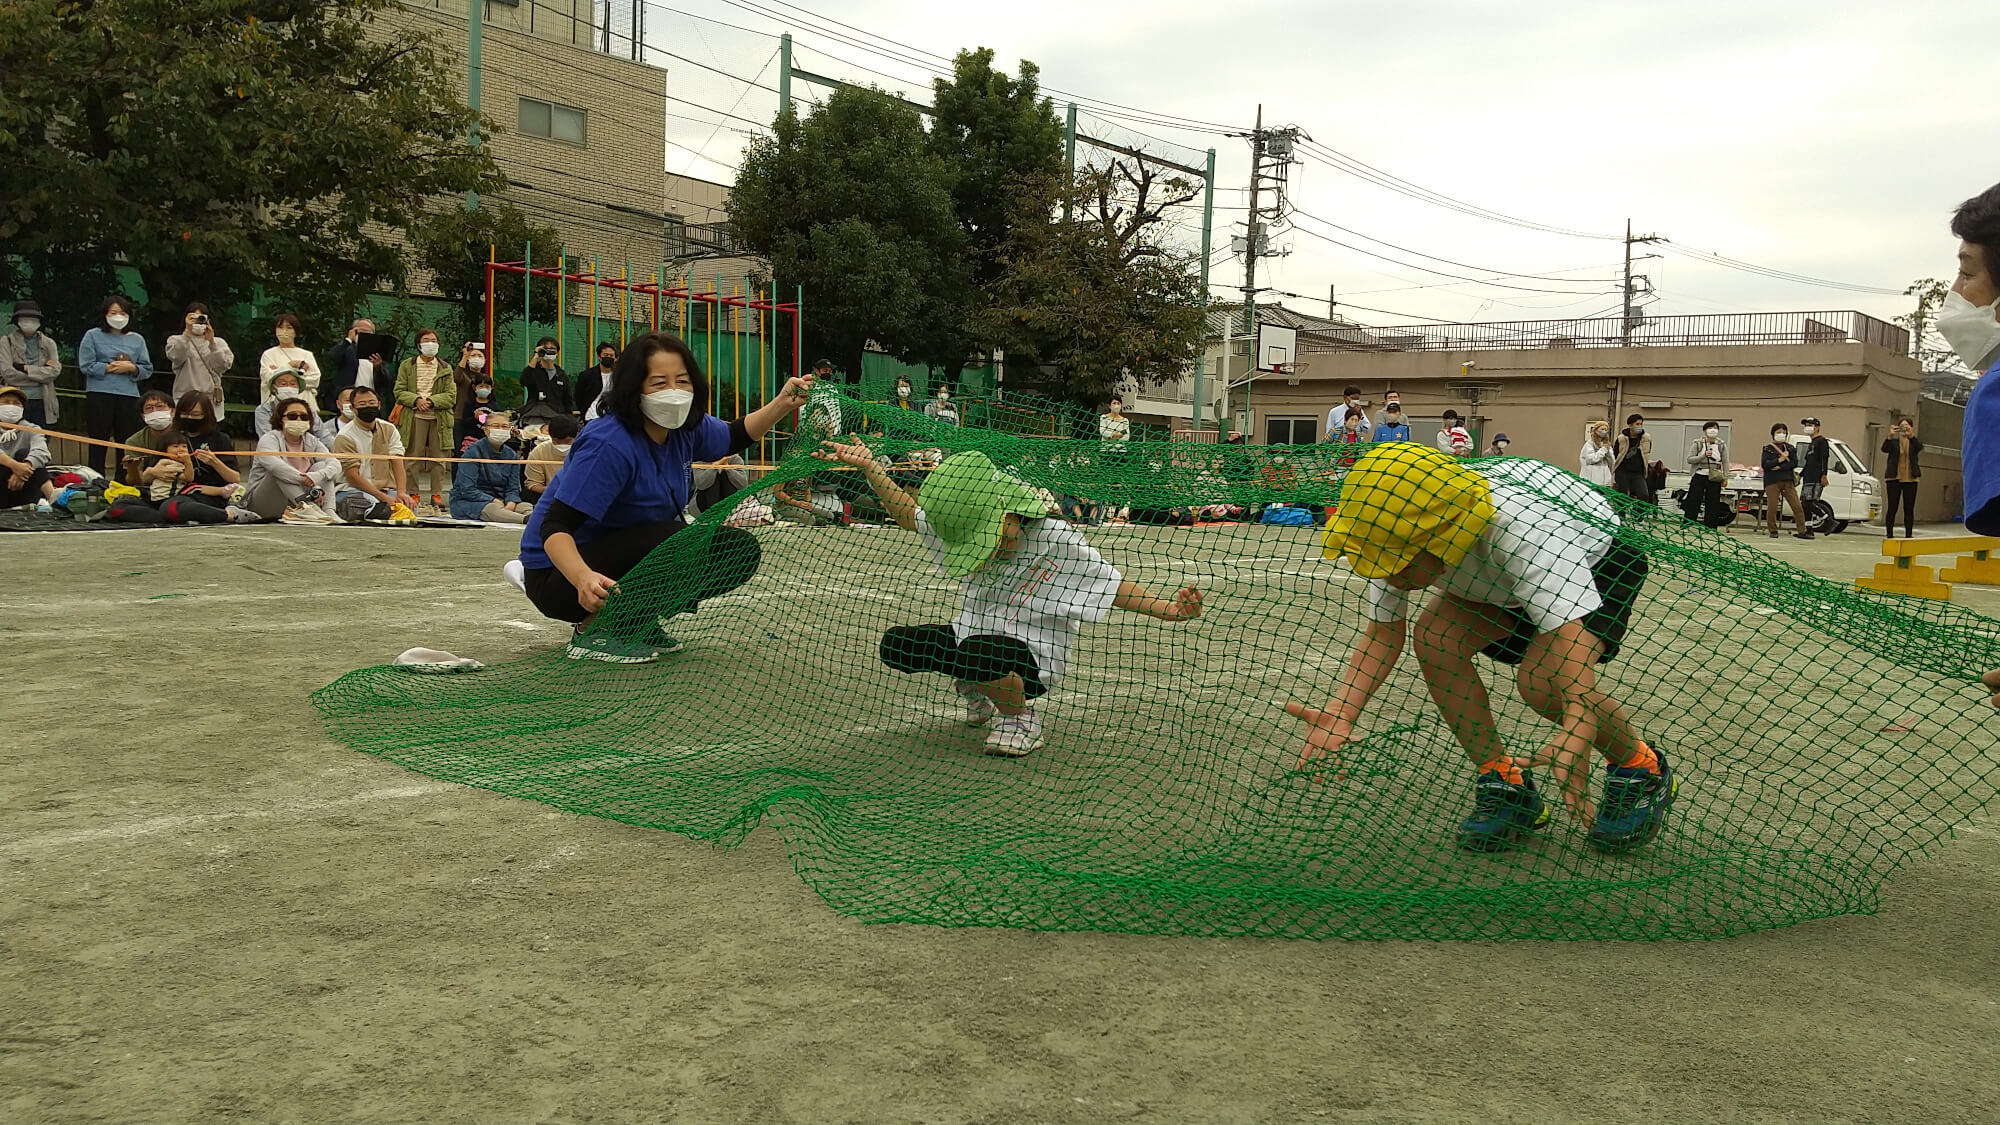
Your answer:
[314,391,2000,940]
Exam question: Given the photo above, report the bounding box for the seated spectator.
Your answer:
[458,365,498,451]
[240,395,343,523]
[690,453,751,519]
[108,431,228,524]
[0,385,55,508]
[450,412,532,523]
[253,370,337,445]
[924,385,960,426]
[257,312,321,403]
[1,300,62,427]
[329,385,411,522]
[165,302,233,415]
[523,413,577,502]
[331,385,357,428]
[171,391,241,505]
[120,389,179,487]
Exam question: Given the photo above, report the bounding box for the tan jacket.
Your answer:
[523,441,566,494]
[0,329,62,423]
[331,419,405,492]
[165,331,235,408]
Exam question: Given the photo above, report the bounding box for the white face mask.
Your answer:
[15,318,39,335]
[282,418,311,438]
[1704,428,1719,439]
[897,386,910,398]
[937,391,951,402]
[274,385,302,401]
[467,353,486,370]
[474,386,492,400]
[1773,433,1789,444]
[419,340,439,357]
[1937,288,2000,371]
[553,442,571,453]
[0,404,23,424]
[641,388,695,429]
[106,313,129,330]
[339,404,356,420]
[487,428,512,445]
[144,410,173,430]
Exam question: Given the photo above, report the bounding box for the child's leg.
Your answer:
[878,627,1037,716]
[971,673,1029,716]
[1516,638,1643,766]
[1410,596,1518,775]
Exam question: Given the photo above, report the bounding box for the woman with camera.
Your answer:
[165,302,234,415]
[257,312,322,403]
[520,335,573,423]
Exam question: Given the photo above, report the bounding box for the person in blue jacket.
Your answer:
[78,295,154,480]
[1934,182,2000,708]
[1373,396,1413,443]
[451,411,533,524]
[517,332,813,663]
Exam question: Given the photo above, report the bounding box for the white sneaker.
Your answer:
[280,504,336,525]
[955,680,997,727]
[983,709,1044,757]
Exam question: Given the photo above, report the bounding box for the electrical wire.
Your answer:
[1287,207,1616,284]
[1294,139,1622,241]
[1656,240,1901,296]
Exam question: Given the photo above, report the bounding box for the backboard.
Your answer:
[1256,323,1298,372]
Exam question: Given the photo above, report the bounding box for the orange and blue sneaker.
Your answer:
[1591,742,1679,852]
[1457,767,1552,852]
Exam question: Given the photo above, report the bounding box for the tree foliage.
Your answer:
[408,203,563,354]
[928,50,1064,290]
[0,0,498,349]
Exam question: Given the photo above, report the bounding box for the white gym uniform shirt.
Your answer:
[916,512,1123,686]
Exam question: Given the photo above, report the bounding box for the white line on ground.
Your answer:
[4,783,455,853]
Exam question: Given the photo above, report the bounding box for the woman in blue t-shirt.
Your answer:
[518,331,813,663]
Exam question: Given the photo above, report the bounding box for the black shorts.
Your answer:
[879,624,1049,701]
[1479,538,1647,666]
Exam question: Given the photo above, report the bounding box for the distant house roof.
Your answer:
[1204,301,1384,348]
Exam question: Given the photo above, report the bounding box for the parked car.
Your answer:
[1662,436,1880,533]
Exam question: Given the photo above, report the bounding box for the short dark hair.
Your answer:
[184,300,210,317]
[1384,388,1400,398]
[1704,420,1721,429]
[546,414,580,440]
[1441,409,1460,422]
[1343,385,1362,396]
[350,384,381,403]
[1626,413,1644,426]
[416,326,439,343]
[140,389,175,412]
[158,430,192,451]
[536,335,558,349]
[1951,182,2000,282]
[596,341,618,356]
[606,331,710,434]
[1770,421,1789,435]
[1108,394,1122,405]
[101,294,134,319]
[272,311,302,332]
[173,391,217,431]
[275,399,315,426]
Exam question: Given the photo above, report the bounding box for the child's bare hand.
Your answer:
[1284,702,1350,782]
[813,435,876,469]
[1984,668,2000,709]
[1160,586,1203,621]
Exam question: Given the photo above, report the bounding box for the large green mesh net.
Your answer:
[314,391,2000,940]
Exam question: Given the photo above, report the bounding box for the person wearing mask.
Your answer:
[241,395,342,523]
[926,385,960,427]
[118,390,179,487]
[257,313,322,403]
[253,370,336,445]
[1683,422,1730,527]
[1099,395,1131,444]
[520,336,573,421]
[1326,385,1373,442]
[330,385,411,522]
[1879,419,1923,539]
[1611,414,1652,501]
[1579,422,1616,488]
[450,342,490,443]
[394,327,456,511]
[1435,410,1472,457]
[1,300,62,427]
[1373,399,1412,443]
[1796,418,1833,525]
[323,318,384,408]
[450,412,532,523]
[524,413,578,503]
[79,295,154,480]
[0,385,55,508]
[515,332,813,663]
[1331,408,1370,476]
[1761,422,1812,539]
[812,358,837,387]
[893,376,916,410]
[1374,390,1405,432]
[1482,432,1512,457]
[577,342,617,419]
[164,302,233,415]
[331,386,358,428]
[459,368,499,452]
[112,430,228,524]
[171,391,242,504]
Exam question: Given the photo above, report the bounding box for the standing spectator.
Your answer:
[1434,410,1472,457]
[577,341,617,419]
[524,413,577,503]
[172,391,242,505]
[450,411,532,523]
[1761,422,1812,539]
[459,369,499,451]
[1611,414,1651,501]
[240,395,342,522]
[892,376,916,410]
[0,385,54,508]
[1481,432,1512,457]
[79,295,153,481]
[1331,409,1369,475]
[322,318,383,408]
[257,312,322,403]
[926,385,960,426]
[1098,395,1132,444]
[1326,385,1373,442]
[520,336,573,422]
[1879,419,1923,539]
[394,327,456,510]
[1373,400,1412,443]
[1,300,62,427]
[1579,422,1616,487]
[1683,422,1730,526]
[450,342,489,441]
[812,358,837,387]
[330,385,410,521]
[253,370,337,446]
[1797,417,1832,523]
[119,389,179,487]
[164,302,233,415]
[1374,390,1405,432]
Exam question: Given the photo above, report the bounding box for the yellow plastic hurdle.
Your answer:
[1855,535,2000,601]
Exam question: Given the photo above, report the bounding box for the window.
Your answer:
[1266,417,1319,446]
[518,97,586,145]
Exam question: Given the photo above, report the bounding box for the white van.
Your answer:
[1663,436,1880,533]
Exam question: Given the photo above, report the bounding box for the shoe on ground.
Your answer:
[1591,743,1679,853]
[1457,768,1550,852]
[1794,531,1814,539]
[983,709,1044,757]
[955,681,998,727]
[430,493,444,510]
[641,618,686,655]
[279,504,334,525]
[564,632,663,664]
[1768,531,1779,538]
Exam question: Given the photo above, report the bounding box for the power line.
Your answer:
[1294,139,1622,241]
[1281,220,1620,295]
[1286,206,1617,285]
[1656,240,1901,296]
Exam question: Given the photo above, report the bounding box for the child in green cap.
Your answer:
[816,439,1203,756]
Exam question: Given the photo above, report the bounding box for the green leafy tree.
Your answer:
[0,0,498,350]
[979,160,1208,407]
[729,85,968,380]
[407,202,563,358]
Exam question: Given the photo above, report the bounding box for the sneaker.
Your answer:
[1592,743,1679,853]
[1456,768,1550,852]
[641,619,686,655]
[955,681,998,727]
[430,493,444,510]
[1793,531,1814,540]
[563,632,663,664]
[983,709,1044,757]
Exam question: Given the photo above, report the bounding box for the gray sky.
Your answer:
[647,0,1998,330]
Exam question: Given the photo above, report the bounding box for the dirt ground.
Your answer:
[4,519,1997,1124]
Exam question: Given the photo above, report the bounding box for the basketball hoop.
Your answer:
[1444,379,1505,407]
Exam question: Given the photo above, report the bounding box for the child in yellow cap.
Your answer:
[816,439,1203,757]
[1287,443,1676,852]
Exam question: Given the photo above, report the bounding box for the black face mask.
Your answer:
[355,405,381,424]
[178,415,204,428]
[599,357,615,368]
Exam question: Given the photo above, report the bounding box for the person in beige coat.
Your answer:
[164,301,234,415]
[0,300,62,426]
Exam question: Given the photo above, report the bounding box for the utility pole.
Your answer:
[1222,104,1264,443]
[1192,147,1216,435]
[465,0,483,211]
[1621,217,1661,344]
[778,33,792,117]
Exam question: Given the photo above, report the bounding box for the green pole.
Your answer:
[1062,102,1077,222]
[1194,147,1215,435]
[465,0,483,211]
[767,279,778,466]
[522,239,532,376]
[779,33,792,117]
